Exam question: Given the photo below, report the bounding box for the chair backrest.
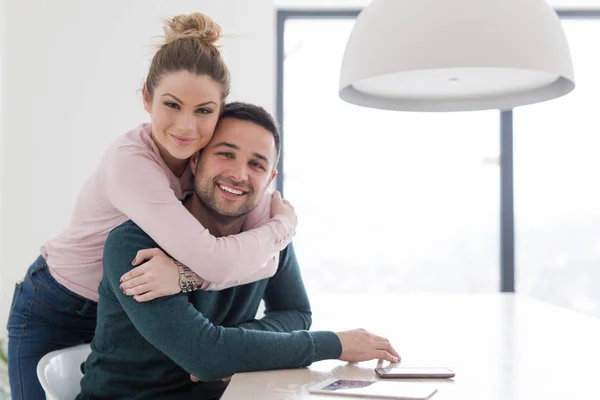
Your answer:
[36,344,91,400]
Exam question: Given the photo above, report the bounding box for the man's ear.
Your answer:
[268,169,278,187]
[142,84,152,114]
[190,152,200,176]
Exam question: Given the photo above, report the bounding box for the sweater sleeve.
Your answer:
[103,226,341,382]
[103,147,294,286]
[236,244,313,332]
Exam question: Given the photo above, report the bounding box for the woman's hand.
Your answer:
[119,248,181,302]
[271,191,297,235]
[271,191,296,222]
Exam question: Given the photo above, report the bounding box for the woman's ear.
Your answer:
[142,84,152,114]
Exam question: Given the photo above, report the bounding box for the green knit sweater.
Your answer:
[77,220,342,399]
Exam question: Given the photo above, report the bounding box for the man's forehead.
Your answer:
[210,118,276,160]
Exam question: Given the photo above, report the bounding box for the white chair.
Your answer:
[36,344,91,400]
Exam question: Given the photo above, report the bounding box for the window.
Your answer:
[514,19,600,317]
[283,18,500,295]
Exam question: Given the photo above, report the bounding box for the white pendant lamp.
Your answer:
[339,0,575,112]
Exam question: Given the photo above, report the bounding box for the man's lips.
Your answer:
[217,183,248,197]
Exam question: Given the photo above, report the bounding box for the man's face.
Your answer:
[192,117,278,219]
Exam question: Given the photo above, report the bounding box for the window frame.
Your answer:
[276,8,600,293]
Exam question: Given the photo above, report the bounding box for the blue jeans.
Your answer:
[7,256,97,400]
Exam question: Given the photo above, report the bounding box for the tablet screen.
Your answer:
[321,379,376,391]
[309,379,438,399]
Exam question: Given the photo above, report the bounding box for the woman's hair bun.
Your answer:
[163,13,222,47]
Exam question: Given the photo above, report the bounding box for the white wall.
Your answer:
[0,0,5,269]
[0,0,275,331]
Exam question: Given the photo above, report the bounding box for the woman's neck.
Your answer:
[152,134,188,178]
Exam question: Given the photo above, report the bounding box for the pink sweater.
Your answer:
[42,123,294,302]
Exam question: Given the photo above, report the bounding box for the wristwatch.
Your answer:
[175,260,200,293]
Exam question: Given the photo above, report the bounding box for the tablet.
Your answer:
[375,367,455,379]
[308,378,438,399]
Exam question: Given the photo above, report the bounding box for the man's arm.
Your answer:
[236,243,312,332]
[103,224,341,382]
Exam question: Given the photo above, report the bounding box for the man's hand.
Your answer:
[270,191,297,227]
[119,248,182,302]
[336,329,400,363]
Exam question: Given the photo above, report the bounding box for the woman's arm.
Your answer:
[104,148,296,286]
[102,224,340,383]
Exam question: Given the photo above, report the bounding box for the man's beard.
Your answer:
[195,175,258,223]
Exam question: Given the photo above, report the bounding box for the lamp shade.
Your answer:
[339,0,575,112]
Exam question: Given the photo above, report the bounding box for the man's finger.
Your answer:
[376,350,399,363]
[377,341,401,361]
[190,375,200,383]
[272,190,282,200]
[372,334,389,342]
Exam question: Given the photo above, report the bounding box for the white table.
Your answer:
[221,293,600,399]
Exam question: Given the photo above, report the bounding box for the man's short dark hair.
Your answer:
[219,102,281,167]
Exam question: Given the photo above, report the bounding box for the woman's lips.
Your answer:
[170,133,197,147]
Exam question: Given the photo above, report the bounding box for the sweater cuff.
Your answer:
[310,331,343,361]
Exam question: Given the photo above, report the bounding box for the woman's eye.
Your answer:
[196,108,213,114]
[218,152,233,158]
[164,102,180,109]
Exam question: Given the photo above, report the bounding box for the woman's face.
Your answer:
[143,70,222,161]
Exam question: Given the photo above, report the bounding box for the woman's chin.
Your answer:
[167,146,197,161]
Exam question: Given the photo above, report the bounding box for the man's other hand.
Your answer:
[336,329,400,363]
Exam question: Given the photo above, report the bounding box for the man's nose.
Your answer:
[227,160,249,182]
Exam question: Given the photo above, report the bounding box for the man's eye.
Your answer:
[164,102,180,109]
[196,108,213,114]
[250,162,264,170]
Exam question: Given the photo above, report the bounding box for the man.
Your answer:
[77,102,400,399]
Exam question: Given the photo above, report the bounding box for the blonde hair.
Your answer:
[145,13,230,104]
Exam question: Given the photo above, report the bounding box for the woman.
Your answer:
[6,12,296,400]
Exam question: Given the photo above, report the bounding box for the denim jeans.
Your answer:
[7,256,97,400]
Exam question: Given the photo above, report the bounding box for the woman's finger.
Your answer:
[119,274,149,290]
[133,291,160,303]
[120,265,146,283]
[132,248,160,265]
[122,283,153,296]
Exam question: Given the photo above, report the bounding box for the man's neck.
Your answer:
[183,196,246,238]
